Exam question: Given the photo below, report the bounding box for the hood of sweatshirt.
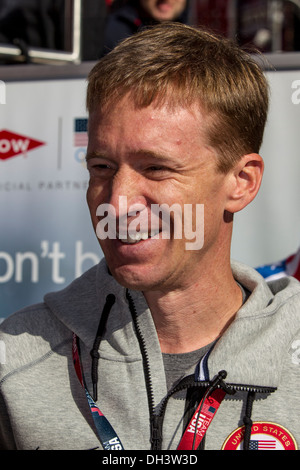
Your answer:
[44,258,300,391]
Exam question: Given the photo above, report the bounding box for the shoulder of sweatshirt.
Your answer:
[208,264,300,388]
[0,259,125,376]
[0,301,71,377]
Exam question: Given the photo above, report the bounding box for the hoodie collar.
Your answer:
[45,258,300,388]
[208,260,300,387]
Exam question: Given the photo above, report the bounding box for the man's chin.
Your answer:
[108,264,160,291]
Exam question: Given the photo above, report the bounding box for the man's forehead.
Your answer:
[87,97,214,164]
[88,100,208,134]
[88,89,208,120]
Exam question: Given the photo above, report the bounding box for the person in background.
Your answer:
[101,0,189,55]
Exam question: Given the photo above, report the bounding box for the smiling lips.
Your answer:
[116,229,161,244]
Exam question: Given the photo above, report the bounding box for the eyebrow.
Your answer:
[85,151,108,162]
[85,149,175,163]
[130,149,187,170]
[130,149,173,161]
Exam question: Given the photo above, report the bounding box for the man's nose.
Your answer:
[108,166,148,219]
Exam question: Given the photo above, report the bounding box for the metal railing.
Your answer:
[0,0,82,64]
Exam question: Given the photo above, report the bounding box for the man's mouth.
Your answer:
[117,229,161,244]
[156,0,173,13]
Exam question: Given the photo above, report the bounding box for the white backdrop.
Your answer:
[0,69,299,320]
[232,70,300,267]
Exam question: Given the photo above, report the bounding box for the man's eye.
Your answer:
[147,166,168,172]
[88,163,112,171]
[145,166,173,179]
[95,164,111,169]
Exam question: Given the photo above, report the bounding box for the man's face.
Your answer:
[86,95,232,292]
[139,0,186,21]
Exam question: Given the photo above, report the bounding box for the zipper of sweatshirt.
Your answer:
[126,290,166,449]
[156,376,276,417]
[152,376,276,450]
[126,290,156,421]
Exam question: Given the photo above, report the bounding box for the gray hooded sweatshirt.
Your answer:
[0,259,300,451]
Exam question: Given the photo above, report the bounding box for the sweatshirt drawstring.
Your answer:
[87,292,272,450]
[243,390,256,450]
[90,294,116,402]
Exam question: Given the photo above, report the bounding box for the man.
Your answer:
[1,23,300,451]
[102,0,189,55]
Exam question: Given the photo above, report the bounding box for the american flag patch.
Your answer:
[249,439,277,450]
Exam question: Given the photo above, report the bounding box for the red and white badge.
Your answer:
[222,422,297,450]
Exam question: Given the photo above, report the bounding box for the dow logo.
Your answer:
[0,129,45,160]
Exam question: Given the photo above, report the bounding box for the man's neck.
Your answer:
[143,269,243,354]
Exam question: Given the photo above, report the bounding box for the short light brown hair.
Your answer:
[87,22,269,173]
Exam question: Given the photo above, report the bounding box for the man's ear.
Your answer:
[225,153,264,214]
